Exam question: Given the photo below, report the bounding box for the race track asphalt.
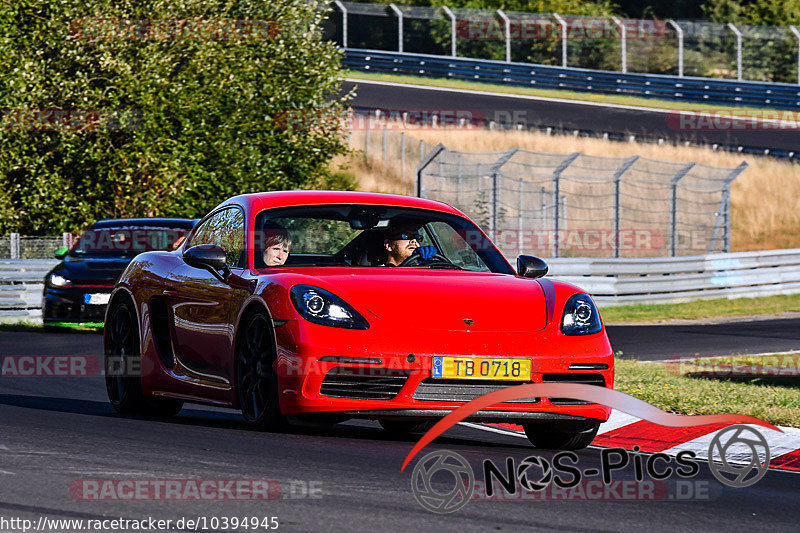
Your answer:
[344,79,800,153]
[0,328,798,532]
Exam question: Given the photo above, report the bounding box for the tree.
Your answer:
[0,0,350,234]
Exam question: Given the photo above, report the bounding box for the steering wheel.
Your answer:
[398,252,458,268]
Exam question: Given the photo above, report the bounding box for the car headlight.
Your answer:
[289,285,369,330]
[48,273,71,287]
[561,294,602,336]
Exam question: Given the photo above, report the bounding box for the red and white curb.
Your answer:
[468,410,800,473]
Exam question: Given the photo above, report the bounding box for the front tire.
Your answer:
[104,296,183,417]
[523,420,600,450]
[236,311,286,431]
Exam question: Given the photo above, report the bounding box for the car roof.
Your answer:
[90,218,199,229]
[217,191,463,216]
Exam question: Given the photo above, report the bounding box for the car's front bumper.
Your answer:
[42,285,114,326]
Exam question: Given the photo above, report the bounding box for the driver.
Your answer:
[260,223,292,266]
[383,223,438,266]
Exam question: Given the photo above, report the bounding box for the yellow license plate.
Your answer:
[431,356,531,381]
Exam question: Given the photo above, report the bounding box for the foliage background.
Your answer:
[0,0,350,234]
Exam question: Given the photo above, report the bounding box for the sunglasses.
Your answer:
[390,232,424,242]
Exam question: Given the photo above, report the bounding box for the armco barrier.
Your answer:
[343,49,800,111]
[0,260,58,322]
[2,253,800,314]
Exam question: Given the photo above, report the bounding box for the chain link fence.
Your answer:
[0,234,72,259]
[326,1,800,83]
[416,145,747,258]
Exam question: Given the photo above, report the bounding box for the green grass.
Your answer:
[615,358,800,427]
[345,71,794,117]
[0,321,102,333]
[600,293,800,323]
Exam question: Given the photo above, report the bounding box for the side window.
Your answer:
[188,207,245,268]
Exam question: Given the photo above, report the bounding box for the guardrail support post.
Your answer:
[415,143,446,197]
[612,17,627,73]
[389,3,403,53]
[442,6,457,57]
[669,162,695,256]
[553,13,568,68]
[791,26,800,85]
[487,148,519,239]
[552,153,580,258]
[10,232,20,259]
[333,1,347,48]
[497,10,511,63]
[612,156,640,258]
[728,23,743,81]
[667,20,684,77]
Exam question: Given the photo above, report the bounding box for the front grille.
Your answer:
[542,373,606,405]
[319,367,411,400]
[413,379,539,404]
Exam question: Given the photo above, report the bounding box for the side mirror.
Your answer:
[184,244,230,279]
[54,247,68,259]
[517,255,548,279]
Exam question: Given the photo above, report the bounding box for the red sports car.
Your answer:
[104,191,613,450]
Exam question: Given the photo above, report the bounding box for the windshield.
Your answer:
[254,205,515,274]
[70,226,190,256]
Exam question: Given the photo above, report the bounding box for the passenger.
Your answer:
[261,224,293,266]
[382,223,437,266]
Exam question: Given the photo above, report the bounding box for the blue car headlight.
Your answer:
[290,285,369,330]
[561,294,602,336]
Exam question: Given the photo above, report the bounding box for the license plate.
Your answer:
[84,293,110,305]
[431,356,531,381]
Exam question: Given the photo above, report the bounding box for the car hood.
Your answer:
[57,255,135,284]
[287,270,548,332]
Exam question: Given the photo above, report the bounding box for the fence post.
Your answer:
[382,126,387,163]
[400,132,406,181]
[497,10,511,63]
[442,6,457,57]
[487,148,519,239]
[728,23,743,81]
[415,143,446,197]
[456,154,463,205]
[10,232,20,259]
[552,153,580,258]
[667,20,684,77]
[612,156,640,258]
[419,140,425,163]
[669,162,696,256]
[611,17,627,73]
[553,13,568,68]
[791,26,800,85]
[62,232,73,249]
[389,3,403,53]
[365,112,370,157]
[722,162,748,252]
[518,179,524,255]
[333,0,347,48]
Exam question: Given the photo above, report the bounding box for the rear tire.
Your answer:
[104,296,183,417]
[379,419,436,435]
[523,420,600,450]
[236,311,286,431]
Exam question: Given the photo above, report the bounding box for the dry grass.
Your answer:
[335,127,800,252]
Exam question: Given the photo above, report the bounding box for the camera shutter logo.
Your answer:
[708,425,770,488]
[517,456,553,491]
[411,450,474,513]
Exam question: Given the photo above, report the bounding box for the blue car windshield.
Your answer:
[71,227,190,256]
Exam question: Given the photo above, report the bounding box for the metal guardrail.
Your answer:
[0,260,57,322]
[343,49,800,111]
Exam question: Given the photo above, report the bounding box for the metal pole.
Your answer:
[497,10,511,63]
[669,162,696,256]
[400,132,406,181]
[723,162,748,252]
[611,17,626,73]
[667,20,683,77]
[415,143,447,198]
[364,112,370,157]
[728,23,742,81]
[382,127,387,163]
[518,179,524,255]
[456,154,463,205]
[553,13,568,68]
[10,232,20,259]
[612,156,640,258]
[552,153,580,258]
[487,148,519,240]
[333,0,347,48]
[791,26,800,85]
[389,3,403,53]
[419,140,424,163]
[442,6,457,57]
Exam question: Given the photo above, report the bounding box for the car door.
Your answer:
[168,206,248,387]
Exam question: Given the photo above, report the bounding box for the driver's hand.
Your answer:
[413,245,438,261]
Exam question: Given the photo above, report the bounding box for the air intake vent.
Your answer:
[414,379,539,404]
[542,373,606,405]
[320,367,411,400]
